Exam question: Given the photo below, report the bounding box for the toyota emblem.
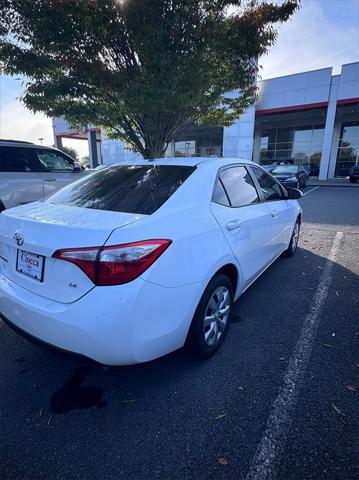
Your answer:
[13,232,24,246]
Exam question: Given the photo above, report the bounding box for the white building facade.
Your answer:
[53,62,359,179]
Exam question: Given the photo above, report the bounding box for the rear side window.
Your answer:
[0,146,45,172]
[219,166,259,207]
[212,179,230,206]
[250,166,283,201]
[47,165,195,215]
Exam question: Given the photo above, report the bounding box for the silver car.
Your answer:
[0,140,87,212]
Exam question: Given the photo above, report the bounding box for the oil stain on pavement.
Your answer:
[50,364,106,414]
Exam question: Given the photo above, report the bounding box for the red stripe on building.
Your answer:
[54,127,101,137]
[337,97,359,106]
[255,101,329,116]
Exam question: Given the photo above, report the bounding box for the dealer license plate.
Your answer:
[16,250,45,282]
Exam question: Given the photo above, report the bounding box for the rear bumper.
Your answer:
[0,274,202,365]
[1,313,92,363]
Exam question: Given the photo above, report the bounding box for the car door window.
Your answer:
[212,178,230,206]
[0,146,45,172]
[250,166,284,201]
[219,166,259,207]
[36,150,75,172]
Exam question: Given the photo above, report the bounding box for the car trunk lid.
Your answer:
[0,202,146,303]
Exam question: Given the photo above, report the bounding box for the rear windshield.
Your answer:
[47,164,195,215]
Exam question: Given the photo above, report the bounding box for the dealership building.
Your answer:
[53,61,359,179]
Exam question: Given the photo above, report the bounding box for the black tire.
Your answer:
[0,200,6,213]
[284,218,300,257]
[186,273,233,359]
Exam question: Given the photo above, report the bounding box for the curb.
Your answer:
[307,183,359,188]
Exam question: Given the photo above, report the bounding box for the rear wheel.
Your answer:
[284,218,300,257]
[0,200,6,213]
[186,274,233,358]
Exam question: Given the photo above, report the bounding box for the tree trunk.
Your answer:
[143,142,168,160]
[116,113,190,160]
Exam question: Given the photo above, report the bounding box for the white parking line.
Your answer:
[245,231,344,480]
[301,186,319,197]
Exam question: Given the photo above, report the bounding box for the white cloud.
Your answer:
[0,101,88,157]
[0,101,53,145]
[259,0,359,79]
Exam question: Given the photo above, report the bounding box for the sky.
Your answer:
[0,0,358,158]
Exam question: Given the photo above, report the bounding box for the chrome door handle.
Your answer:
[44,178,56,182]
[271,210,279,218]
[226,219,242,231]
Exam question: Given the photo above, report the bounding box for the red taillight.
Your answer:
[53,240,172,286]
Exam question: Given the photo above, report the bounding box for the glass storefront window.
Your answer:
[259,125,325,176]
[335,122,359,177]
[173,126,223,157]
[174,140,196,157]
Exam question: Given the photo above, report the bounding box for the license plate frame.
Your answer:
[16,249,45,282]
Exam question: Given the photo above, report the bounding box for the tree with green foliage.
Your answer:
[57,145,79,161]
[0,0,299,159]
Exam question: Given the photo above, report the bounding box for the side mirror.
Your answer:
[286,187,302,199]
[73,162,83,172]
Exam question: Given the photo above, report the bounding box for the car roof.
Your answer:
[0,139,56,149]
[0,139,35,145]
[104,157,255,168]
[0,139,36,147]
[0,141,74,158]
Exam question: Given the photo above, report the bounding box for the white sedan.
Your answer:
[0,158,302,365]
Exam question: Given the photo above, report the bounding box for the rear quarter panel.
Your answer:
[105,204,239,290]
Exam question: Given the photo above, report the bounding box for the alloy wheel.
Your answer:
[203,286,231,347]
[291,222,300,251]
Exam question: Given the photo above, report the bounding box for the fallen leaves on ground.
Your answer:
[331,403,346,416]
[345,385,359,393]
[215,414,226,421]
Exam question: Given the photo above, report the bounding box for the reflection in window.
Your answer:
[335,122,359,178]
[220,166,259,207]
[259,125,325,177]
[175,140,196,157]
[173,125,223,157]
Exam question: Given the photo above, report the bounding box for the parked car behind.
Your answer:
[0,158,302,365]
[262,164,276,173]
[270,164,307,189]
[0,139,88,212]
[349,164,359,183]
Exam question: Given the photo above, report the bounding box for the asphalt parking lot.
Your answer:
[1,186,358,480]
